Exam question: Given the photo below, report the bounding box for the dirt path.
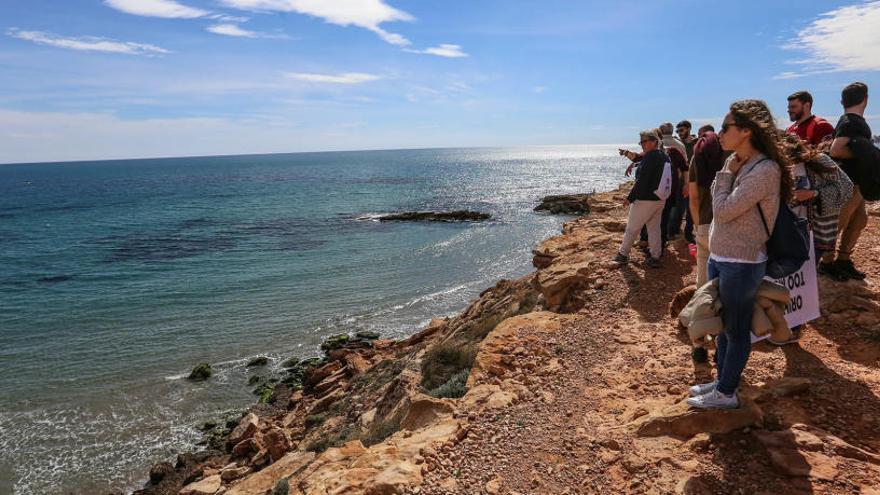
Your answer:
[417,193,880,495]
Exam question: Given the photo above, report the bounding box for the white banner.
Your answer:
[751,233,820,342]
[774,232,821,328]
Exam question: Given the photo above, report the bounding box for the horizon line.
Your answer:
[0,143,633,167]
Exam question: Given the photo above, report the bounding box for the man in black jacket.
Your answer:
[828,82,871,280]
[614,130,669,268]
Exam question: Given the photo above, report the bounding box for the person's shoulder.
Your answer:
[813,115,833,126]
[813,153,838,169]
[754,157,782,177]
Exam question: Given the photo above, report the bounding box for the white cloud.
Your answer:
[772,71,807,80]
[533,85,547,93]
[209,14,251,23]
[207,23,258,37]
[207,23,285,38]
[284,72,381,84]
[782,1,880,75]
[405,43,468,58]
[7,28,169,56]
[219,0,413,46]
[104,0,208,18]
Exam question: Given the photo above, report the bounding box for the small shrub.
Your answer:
[428,369,469,399]
[271,478,289,495]
[421,342,477,391]
[304,413,327,428]
[305,438,330,453]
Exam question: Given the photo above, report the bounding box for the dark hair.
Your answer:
[780,133,836,177]
[728,99,794,204]
[842,82,868,108]
[787,91,813,105]
[676,120,692,130]
[698,124,715,133]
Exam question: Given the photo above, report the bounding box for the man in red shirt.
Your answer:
[786,90,834,146]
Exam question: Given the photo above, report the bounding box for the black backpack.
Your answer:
[742,158,810,279]
[758,202,810,279]
[847,137,880,201]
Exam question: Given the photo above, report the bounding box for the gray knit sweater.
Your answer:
[709,153,782,262]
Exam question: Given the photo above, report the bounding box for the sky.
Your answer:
[0,0,879,164]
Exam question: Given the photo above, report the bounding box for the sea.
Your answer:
[0,145,625,494]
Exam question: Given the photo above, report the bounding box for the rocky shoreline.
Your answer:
[129,185,880,495]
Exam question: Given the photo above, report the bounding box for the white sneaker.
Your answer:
[688,380,717,397]
[686,389,739,409]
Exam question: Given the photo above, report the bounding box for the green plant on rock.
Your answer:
[421,342,477,391]
[320,334,350,351]
[253,382,275,403]
[187,363,212,381]
[246,356,269,367]
[271,478,289,495]
[304,413,327,429]
[428,368,469,399]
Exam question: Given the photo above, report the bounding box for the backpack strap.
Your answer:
[757,203,770,237]
[741,157,772,237]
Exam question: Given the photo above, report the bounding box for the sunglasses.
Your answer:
[720,122,739,133]
[639,139,655,145]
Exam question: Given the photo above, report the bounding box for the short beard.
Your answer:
[790,111,803,122]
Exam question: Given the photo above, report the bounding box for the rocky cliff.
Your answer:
[137,185,880,495]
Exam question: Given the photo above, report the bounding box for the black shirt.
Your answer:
[834,113,872,177]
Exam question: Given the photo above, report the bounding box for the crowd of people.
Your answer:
[614,82,874,410]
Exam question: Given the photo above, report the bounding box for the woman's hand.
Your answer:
[727,153,749,174]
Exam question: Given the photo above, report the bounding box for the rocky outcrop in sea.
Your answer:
[376,211,491,222]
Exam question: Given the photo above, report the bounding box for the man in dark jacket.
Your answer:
[614,130,669,268]
[828,82,871,280]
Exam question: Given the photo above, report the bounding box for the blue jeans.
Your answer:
[707,258,766,395]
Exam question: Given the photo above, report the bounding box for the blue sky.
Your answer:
[0,0,878,163]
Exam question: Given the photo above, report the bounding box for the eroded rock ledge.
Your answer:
[134,183,880,495]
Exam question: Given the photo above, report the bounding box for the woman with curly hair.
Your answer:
[779,133,853,280]
[687,99,793,409]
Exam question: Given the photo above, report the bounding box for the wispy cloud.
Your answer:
[7,28,169,56]
[219,0,413,46]
[104,0,208,19]
[776,1,880,79]
[206,23,286,38]
[533,85,548,93]
[404,43,468,58]
[284,72,381,84]
[772,71,807,80]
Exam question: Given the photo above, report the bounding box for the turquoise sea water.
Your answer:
[0,146,624,494]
